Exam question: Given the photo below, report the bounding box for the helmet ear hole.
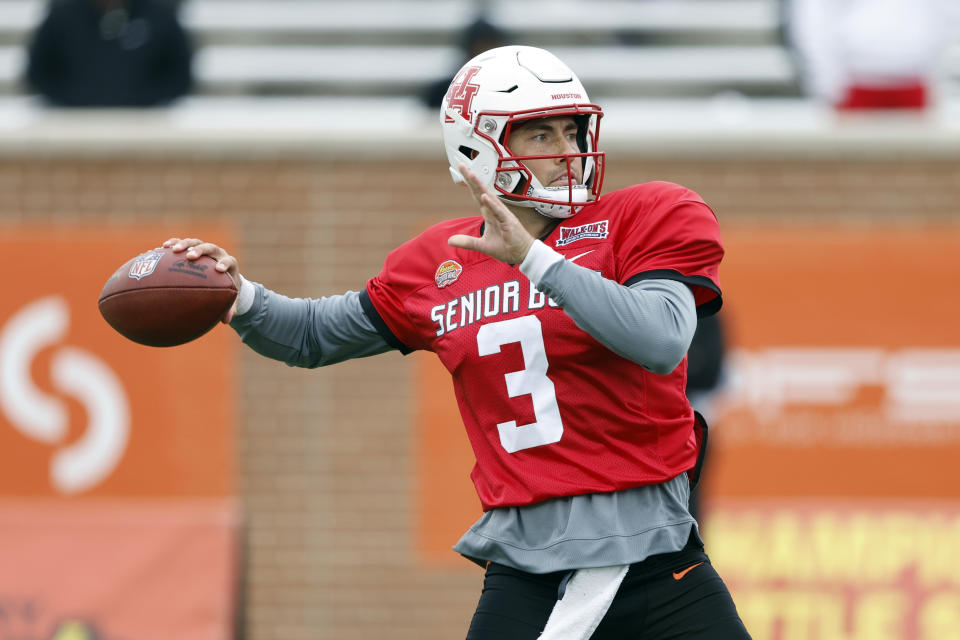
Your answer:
[458,145,479,160]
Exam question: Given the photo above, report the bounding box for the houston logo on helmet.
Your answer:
[444,66,481,123]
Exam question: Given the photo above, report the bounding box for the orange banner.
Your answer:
[0,227,236,497]
[711,227,960,499]
[415,353,482,562]
[0,499,238,640]
[0,227,239,640]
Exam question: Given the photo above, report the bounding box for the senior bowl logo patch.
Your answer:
[555,220,610,247]
[128,249,164,280]
[435,260,463,288]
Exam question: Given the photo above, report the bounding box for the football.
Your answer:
[98,247,237,347]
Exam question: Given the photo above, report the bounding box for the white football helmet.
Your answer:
[440,46,605,219]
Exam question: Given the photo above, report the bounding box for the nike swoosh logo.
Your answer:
[672,562,704,581]
[567,250,595,264]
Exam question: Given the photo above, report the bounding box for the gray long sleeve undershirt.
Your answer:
[230,286,393,368]
[229,264,697,372]
[536,259,696,373]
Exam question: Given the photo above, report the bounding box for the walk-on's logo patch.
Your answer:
[128,249,164,280]
[555,220,609,247]
[435,260,463,288]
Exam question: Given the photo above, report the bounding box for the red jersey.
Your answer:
[363,182,723,510]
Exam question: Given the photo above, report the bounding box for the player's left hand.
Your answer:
[163,237,240,323]
[448,163,535,265]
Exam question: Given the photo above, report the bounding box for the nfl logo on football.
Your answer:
[128,250,164,280]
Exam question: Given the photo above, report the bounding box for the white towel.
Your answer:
[538,565,630,640]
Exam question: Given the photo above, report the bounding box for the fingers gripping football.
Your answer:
[448,164,534,265]
[163,237,241,323]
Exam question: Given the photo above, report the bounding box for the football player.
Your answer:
[167,45,751,639]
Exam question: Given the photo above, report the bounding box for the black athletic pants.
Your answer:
[465,545,751,639]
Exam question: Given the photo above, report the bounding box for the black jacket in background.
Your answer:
[26,0,193,107]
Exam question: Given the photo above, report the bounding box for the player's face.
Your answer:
[506,116,583,187]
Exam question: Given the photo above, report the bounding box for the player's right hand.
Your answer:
[448,163,535,265]
[163,237,241,323]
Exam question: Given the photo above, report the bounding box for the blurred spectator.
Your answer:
[422,16,507,110]
[26,0,193,107]
[685,312,727,524]
[786,0,952,110]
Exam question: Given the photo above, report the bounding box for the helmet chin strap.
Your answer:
[526,184,589,219]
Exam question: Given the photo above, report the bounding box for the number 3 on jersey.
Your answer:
[476,315,564,453]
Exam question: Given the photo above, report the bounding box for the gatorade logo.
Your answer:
[0,296,129,494]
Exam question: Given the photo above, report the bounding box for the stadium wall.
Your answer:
[1,118,958,640]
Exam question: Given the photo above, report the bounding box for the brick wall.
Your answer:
[2,141,958,640]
